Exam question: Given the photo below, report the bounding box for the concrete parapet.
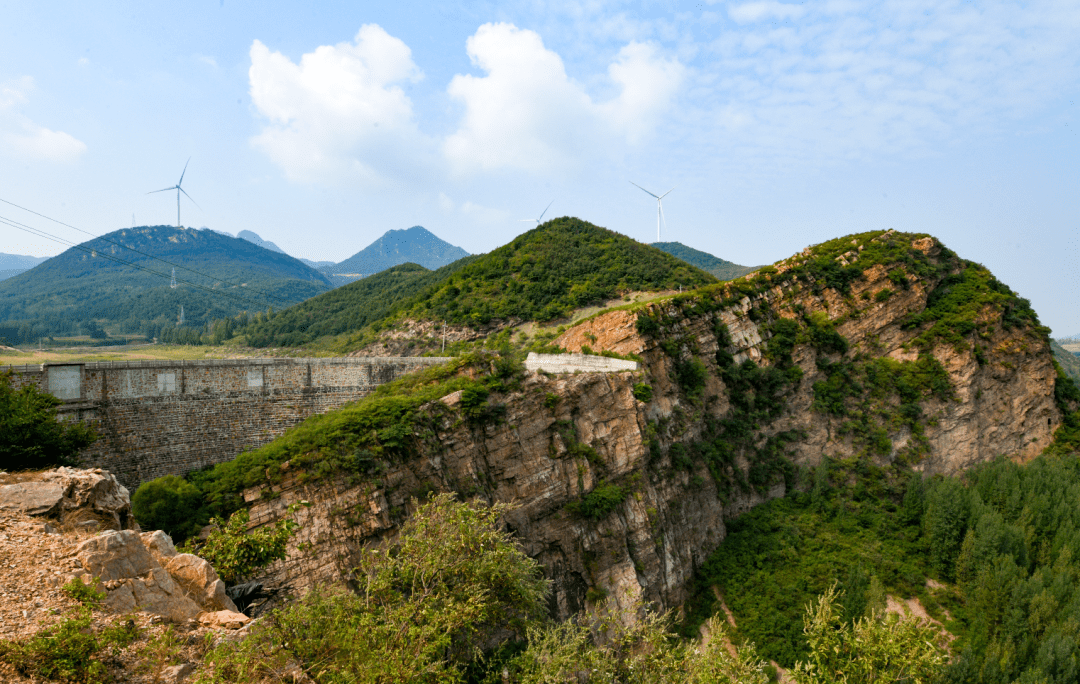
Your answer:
[525,352,638,373]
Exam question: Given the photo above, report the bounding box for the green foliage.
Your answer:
[904,260,1042,351]
[791,585,946,684]
[0,225,330,343]
[187,354,510,518]
[63,577,106,606]
[566,481,630,520]
[510,602,770,684]
[0,370,97,470]
[651,241,759,281]
[632,382,653,402]
[0,607,139,683]
[182,505,303,583]
[131,474,208,544]
[874,288,894,302]
[406,217,715,326]
[682,460,930,665]
[194,494,550,684]
[239,258,478,348]
[674,357,708,396]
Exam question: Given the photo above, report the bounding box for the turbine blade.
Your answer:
[147,186,177,194]
[659,186,676,199]
[537,199,554,222]
[629,181,659,199]
[179,186,201,210]
[178,157,191,186]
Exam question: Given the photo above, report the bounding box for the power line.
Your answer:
[0,214,279,313]
[0,196,297,305]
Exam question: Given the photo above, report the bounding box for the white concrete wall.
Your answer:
[525,352,638,373]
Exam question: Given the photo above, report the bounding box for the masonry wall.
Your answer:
[2,357,449,490]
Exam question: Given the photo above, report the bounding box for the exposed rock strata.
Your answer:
[243,236,1062,619]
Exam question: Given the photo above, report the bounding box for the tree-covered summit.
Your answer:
[401,217,715,326]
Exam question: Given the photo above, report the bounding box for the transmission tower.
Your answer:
[170,268,177,289]
[178,305,185,325]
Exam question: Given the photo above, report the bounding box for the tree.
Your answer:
[791,585,947,684]
[131,475,208,543]
[0,370,96,471]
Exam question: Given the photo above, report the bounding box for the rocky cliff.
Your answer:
[235,230,1065,619]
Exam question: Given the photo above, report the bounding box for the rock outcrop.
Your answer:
[0,468,133,530]
[225,232,1066,619]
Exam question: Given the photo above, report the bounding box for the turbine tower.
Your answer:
[630,182,674,242]
[520,200,554,226]
[148,158,200,228]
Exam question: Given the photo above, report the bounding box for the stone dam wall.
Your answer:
[3,357,449,490]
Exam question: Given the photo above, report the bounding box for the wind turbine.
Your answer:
[630,182,674,242]
[148,158,200,228]
[520,200,554,226]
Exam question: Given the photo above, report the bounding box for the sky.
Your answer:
[1,0,1078,334]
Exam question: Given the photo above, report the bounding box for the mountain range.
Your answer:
[0,252,51,282]
[651,242,758,280]
[0,225,330,344]
[322,226,470,286]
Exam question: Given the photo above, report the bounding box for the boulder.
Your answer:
[197,609,252,630]
[76,530,203,623]
[77,530,156,580]
[42,467,132,529]
[141,530,237,613]
[0,482,65,516]
[165,554,237,613]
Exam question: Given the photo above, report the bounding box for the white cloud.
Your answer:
[698,0,1080,164]
[248,25,430,184]
[728,2,808,23]
[0,77,86,163]
[443,23,684,174]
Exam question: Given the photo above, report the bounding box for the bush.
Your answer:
[63,577,106,606]
[132,475,208,544]
[0,607,139,682]
[675,357,709,396]
[632,382,653,402]
[0,370,97,471]
[566,482,629,520]
[182,504,304,583]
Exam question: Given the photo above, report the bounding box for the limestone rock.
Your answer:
[75,529,204,622]
[77,530,156,581]
[160,663,197,684]
[0,482,65,516]
[42,467,132,530]
[165,553,237,613]
[198,609,252,630]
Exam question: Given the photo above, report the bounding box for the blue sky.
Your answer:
[1,0,1078,333]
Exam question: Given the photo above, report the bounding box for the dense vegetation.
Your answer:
[652,241,758,281]
[0,370,97,470]
[188,494,944,684]
[401,218,714,326]
[237,258,478,348]
[0,225,330,344]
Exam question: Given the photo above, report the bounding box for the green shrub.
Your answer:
[63,577,106,606]
[566,482,629,520]
[0,607,138,683]
[132,475,208,544]
[0,369,97,471]
[183,504,304,583]
[675,357,708,396]
[874,288,894,302]
[632,383,653,402]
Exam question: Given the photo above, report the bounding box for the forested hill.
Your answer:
[652,241,758,281]
[325,226,469,279]
[240,258,479,348]
[239,217,716,349]
[0,225,331,344]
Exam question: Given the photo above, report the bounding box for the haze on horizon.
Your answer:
[0,0,1077,334]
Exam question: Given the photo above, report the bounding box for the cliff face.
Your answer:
[242,231,1063,618]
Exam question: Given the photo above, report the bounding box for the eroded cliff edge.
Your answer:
[236,230,1065,619]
